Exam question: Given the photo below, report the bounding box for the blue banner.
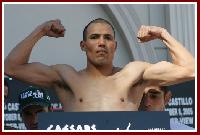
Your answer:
[38,111,170,130]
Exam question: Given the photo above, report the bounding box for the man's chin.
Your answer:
[95,60,108,66]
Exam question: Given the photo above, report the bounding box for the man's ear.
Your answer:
[164,91,172,106]
[80,41,86,51]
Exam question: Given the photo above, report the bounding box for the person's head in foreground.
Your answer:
[19,86,51,130]
[138,85,195,130]
[139,86,171,111]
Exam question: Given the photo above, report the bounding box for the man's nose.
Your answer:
[144,96,152,107]
[31,113,38,124]
[98,37,106,47]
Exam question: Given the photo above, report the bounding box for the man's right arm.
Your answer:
[4,20,66,89]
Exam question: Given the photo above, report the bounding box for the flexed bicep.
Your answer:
[143,61,194,86]
[4,19,66,89]
[5,62,63,89]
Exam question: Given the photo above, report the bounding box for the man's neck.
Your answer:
[85,62,114,77]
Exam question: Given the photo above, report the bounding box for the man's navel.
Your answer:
[120,97,125,102]
[79,98,83,103]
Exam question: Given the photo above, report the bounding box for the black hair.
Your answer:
[160,86,169,95]
[83,18,115,41]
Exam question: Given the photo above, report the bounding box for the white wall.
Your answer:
[4,4,195,69]
[4,4,131,70]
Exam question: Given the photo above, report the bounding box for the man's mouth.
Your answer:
[96,49,107,54]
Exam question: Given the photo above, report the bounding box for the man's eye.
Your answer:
[104,36,112,40]
[90,35,98,39]
[150,94,159,99]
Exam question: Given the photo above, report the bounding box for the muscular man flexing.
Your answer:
[5,18,194,112]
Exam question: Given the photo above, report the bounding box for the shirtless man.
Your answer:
[4,18,194,112]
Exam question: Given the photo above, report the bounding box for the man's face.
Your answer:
[81,23,117,66]
[139,86,170,111]
[21,105,49,130]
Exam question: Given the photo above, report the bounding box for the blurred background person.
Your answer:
[4,77,9,101]
[139,85,194,130]
[18,86,52,130]
[4,76,17,130]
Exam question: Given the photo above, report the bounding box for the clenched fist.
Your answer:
[39,19,66,38]
[137,25,167,43]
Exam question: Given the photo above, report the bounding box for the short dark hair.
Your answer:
[160,86,169,95]
[83,18,115,41]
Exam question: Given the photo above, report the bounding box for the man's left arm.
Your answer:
[137,26,195,86]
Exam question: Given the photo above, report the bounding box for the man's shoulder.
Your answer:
[50,64,79,78]
[170,119,194,130]
[113,67,122,73]
[124,61,151,68]
[51,64,76,71]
